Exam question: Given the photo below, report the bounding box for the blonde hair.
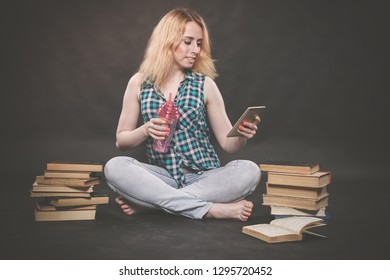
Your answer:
[138,8,217,90]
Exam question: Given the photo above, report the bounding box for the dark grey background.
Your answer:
[1,0,389,260]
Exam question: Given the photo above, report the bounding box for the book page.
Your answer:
[270,216,324,234]
[246,224,295,237]
[303,230,327,238]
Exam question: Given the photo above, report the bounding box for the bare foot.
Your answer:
[204,200,254,221]
[115,196,148,216]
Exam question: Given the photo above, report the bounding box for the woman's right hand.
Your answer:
[145,118,170,140]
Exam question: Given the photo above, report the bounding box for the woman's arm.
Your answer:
[116,73,167,150]
[204,77,259,154]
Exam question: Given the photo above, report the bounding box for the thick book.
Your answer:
[259,160,320,175]
[270,206,327,217]
[34,208,96,221]
[36,201,96,211]
[44,170,96,179]
[46,161,104,172]
[35,175,101,187]
[267,171,331,188]
[242,216,326,243]
[32,182,94,193]
[30,191,92,198]
[266,183,328,199]
[262,193,329,210]
[47,194,109,207]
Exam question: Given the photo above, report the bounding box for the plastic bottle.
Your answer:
[153,92,180,153]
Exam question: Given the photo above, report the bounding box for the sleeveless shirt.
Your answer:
[139,71,221,187]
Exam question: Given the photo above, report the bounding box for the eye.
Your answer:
[183,40,191,45]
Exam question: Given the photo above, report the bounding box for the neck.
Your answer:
[160,69,187,98]
[166,68,186,83]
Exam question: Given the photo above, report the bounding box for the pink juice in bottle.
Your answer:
[153,92,180,153]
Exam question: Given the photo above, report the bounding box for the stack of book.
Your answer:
[30,161,109,221]
[259,160,331,219]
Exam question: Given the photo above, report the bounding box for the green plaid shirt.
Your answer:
[140,71,221,187]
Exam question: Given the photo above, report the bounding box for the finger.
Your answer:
[147,121,169,139]
[237,128,255,140]
[151,118,167,126]
[237,129,254,139]
[150,129,169,140]
[239,125,256,135]
[150,118,170,131]
[253,115,261,124]
[243,121,258,131]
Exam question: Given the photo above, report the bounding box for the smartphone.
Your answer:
[227,106,266,137]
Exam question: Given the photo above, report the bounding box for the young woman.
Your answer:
[104,8,261,221]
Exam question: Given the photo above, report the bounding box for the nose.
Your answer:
[191,41,200,54]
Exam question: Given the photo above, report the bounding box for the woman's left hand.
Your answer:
[237,120,260,140]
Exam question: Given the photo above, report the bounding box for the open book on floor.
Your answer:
[242,216,327,243]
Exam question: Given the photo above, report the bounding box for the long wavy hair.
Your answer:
[138,8,217,91]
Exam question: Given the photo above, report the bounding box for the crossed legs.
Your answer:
[104,156,261,220]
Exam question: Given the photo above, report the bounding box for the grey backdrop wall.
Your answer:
[3,0,389,181]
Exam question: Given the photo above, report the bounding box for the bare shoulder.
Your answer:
[204,76,222,105]
[125,72,143,100]
[204,76,218,91]
[127,72,143,90]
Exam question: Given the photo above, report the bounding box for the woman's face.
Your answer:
[173,21,203,70]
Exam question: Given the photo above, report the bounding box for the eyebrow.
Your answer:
[183,36,203,41]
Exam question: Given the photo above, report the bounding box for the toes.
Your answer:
[123,208,134,215]
[120,204,130,210]
[241,213,249,221]
[243,211,252,219]
[242,201,253,221]
[115,196,124,205]
[246,201,254,209]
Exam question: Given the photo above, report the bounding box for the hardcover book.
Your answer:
[259,160,320,175]
[34,208,96,221]
[31,182,94,193]
[30,191,92,198]
[46,161,104,172]
[36,201,96,211]
[266,183,328,199]
[44,170,96,179]
[47,194,109,207]
[270,206,327,217]
[35,175,101,188]
[267,171,331,188]
[262,193,329,210]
